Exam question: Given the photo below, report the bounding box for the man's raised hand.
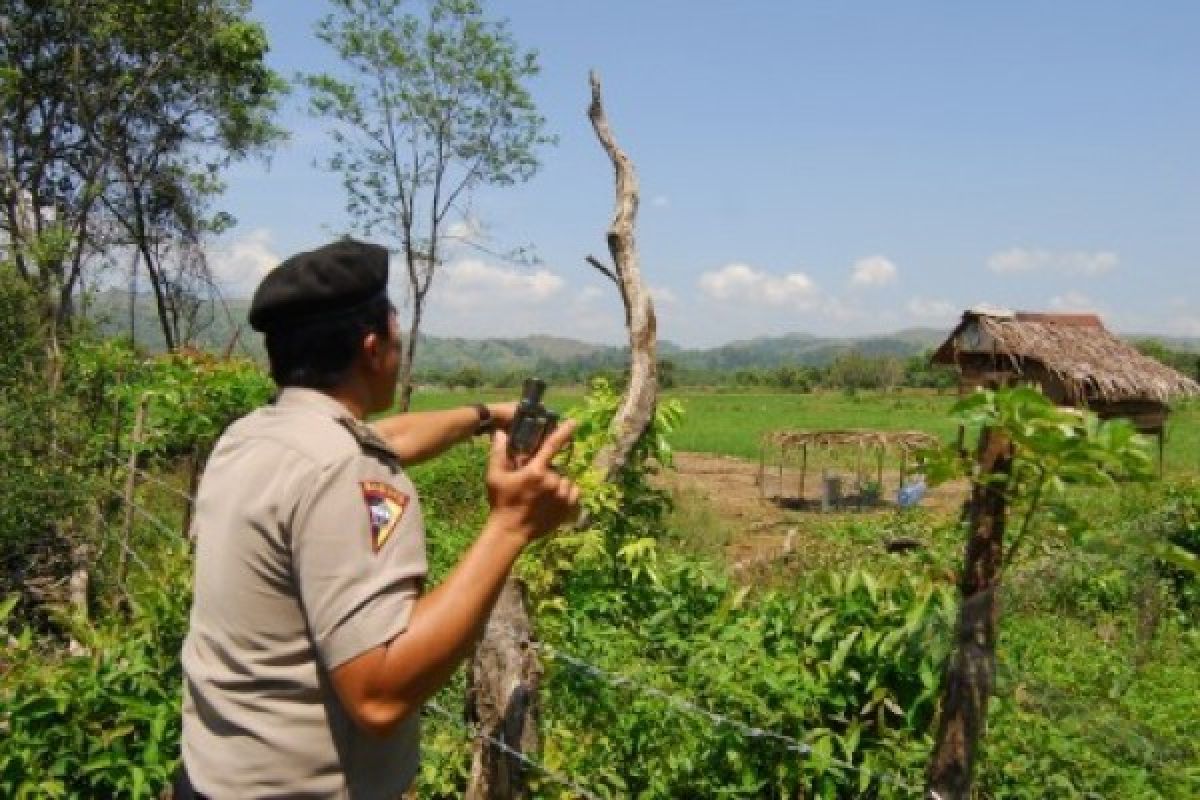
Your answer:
[485,421,580,544]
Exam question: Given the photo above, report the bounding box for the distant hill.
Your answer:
[83,290,1200,375]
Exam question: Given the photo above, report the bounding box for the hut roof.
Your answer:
[932,308,1200,404]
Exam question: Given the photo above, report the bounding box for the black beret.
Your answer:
[248,238,389,332]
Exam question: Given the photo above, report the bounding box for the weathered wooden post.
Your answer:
[465,582,541,800]
[117,394,149,588]
[799,442,808,505]
[926,427,1013,799]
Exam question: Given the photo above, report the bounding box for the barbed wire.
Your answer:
[488,623,924,795]
[423,700,606,800]
[94,445,198,504]
[46,442,175,575]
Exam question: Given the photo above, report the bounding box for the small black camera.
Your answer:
[508,378,558,458]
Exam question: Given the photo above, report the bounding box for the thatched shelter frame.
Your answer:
[758,428,940,509]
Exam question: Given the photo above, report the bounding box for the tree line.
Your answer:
[419,349,960,391]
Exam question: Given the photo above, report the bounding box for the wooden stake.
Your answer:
[117,394,149,588]
[799,443,808,506]
[465,579,541,800]
[926,427,1013,799]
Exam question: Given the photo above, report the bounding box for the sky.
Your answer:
[211,1,1200,347]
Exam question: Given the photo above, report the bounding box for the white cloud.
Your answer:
[849,255,898,288]
[651,195,669,208]
[1170,315,1200,336]
[906,296,957,321]
[650,285,678,305]
[820,296,866,322]
[698,262,817,308]
[1049,291,1097,311]
[987,248,1118,276]
[208,228,279,293]
[577,285,605,304]
[445,216,484,243]
[436,258,564,312]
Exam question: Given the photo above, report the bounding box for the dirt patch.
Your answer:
[658,451,970,570]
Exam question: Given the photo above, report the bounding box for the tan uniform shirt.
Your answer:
[182,388,427,799]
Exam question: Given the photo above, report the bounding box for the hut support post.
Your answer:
[1158,428,1165,478]
[876,447,885,505]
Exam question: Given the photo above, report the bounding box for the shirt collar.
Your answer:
[275,387,400,459]
[274,387,358,422]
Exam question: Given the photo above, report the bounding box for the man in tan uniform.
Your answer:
[179,239,578,798]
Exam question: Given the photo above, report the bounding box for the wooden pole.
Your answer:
[876,447,885,504]
[466,579,541,800]
[758,440,766,499]
[778,450,784,502]
[1158,427,1165,479]
[117,394,149,588]
[799,443,808,507]
[926,427,1014,799]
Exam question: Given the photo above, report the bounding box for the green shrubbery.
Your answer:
[0,270,274,797]
[3,314,1199,798]
[0,545,192,799]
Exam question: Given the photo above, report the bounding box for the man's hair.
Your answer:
[264,296,393,389]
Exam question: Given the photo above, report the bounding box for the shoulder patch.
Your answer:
[360,480,410,553]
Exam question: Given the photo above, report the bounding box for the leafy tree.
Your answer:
[827,351,904,390]
[0,0,284,359]
[1135,338,1200,382]
[303,0,552,409]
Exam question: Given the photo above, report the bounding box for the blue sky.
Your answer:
[213,1,1200,347]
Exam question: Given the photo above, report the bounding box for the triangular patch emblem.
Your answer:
[360,481,409,553]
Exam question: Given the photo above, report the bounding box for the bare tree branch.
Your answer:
[584,255,619,286]
[585,70,658,480]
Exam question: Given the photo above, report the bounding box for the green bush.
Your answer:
[0,545,191,799]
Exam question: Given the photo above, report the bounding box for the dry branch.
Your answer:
[586,70,658,479]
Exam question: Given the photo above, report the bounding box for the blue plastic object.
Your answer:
[897,477,927,509]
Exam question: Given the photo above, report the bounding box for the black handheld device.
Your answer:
[508,378,559,458]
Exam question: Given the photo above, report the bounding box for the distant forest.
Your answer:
[88,289,1200,391]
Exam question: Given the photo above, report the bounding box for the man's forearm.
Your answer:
[371,406,483,465]
[331,518,525,735]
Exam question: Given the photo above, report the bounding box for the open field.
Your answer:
[412,388,1200,475]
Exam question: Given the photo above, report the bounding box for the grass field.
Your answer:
[411,387,1200,475]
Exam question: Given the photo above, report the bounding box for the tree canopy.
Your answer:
[303,0,552,408]
[0,0,285,353]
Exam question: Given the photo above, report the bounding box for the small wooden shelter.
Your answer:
[932,308,1200,469]
[759,429,940,510]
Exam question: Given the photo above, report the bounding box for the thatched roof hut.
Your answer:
[932,307,1200,436]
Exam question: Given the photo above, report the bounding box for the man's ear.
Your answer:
[362,330,384,368]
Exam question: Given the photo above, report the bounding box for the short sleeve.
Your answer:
[291,454,428,670]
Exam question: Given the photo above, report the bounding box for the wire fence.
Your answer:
[424,701,606,800]
[31,438,1191,799]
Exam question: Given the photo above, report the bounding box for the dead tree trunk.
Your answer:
[585,70,658,480]
[465,579,541,800]
[926,427,1013,799]
[463,72,661,799]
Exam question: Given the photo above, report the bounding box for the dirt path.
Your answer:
[659,452,970,569]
